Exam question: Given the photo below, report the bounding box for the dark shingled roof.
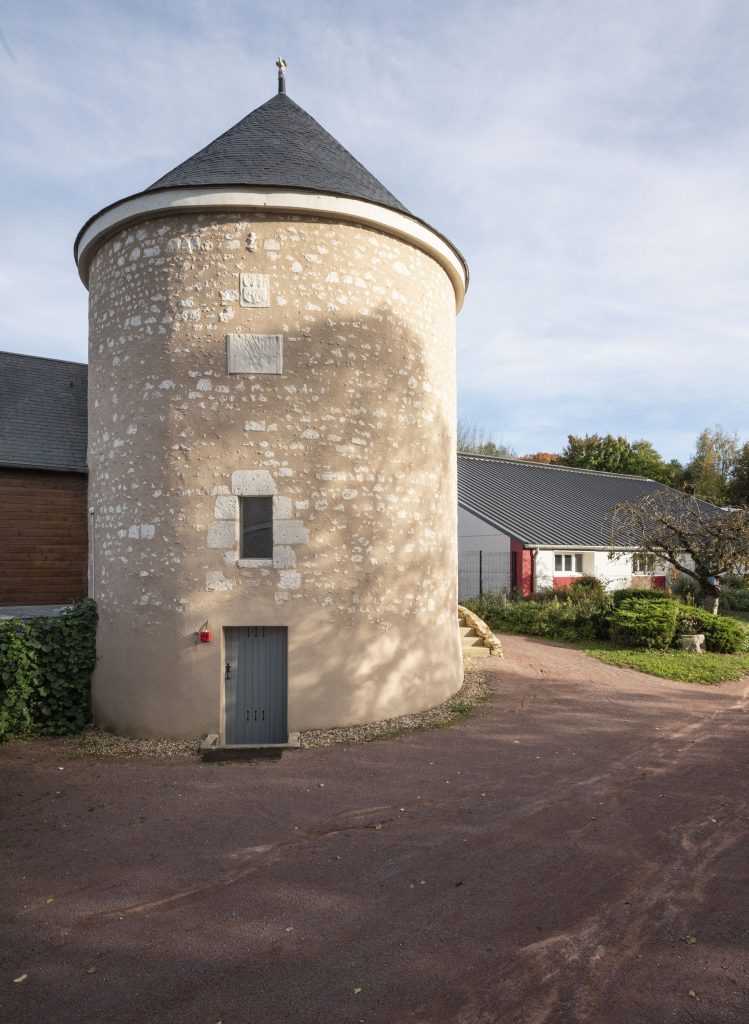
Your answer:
[147,92,409,214]
[458,453,672,547]
[0,352,87,473]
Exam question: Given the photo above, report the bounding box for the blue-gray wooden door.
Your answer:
[225,626,288,744]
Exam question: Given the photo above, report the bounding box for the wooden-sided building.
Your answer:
[0,352,88,611]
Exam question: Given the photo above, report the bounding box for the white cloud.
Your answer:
[1,0,748,460]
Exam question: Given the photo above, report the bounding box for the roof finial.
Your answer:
[276,57,287,94]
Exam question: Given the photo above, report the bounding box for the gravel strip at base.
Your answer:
[64,663,493,759]
[299,661,492,749]
[70,731,201,761]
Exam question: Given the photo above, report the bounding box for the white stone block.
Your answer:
[206,571,233,592]
[226,334,283,374]
[214,496,239,520]
[274,520,309,545]
[207,520,238,549]
[231,470,276,496]
[279,570,301,589]
[273,546,296,568]
[273,495,292,519]
[239,273,270,307]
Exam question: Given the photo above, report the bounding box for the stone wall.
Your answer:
[87,211,462,737]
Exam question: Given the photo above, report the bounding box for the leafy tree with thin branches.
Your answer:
[457,418,516,458]
[611,490,749,610]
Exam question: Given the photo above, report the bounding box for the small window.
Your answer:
[554,553,583,574]
[633,552,656,574]
[240,497,273,559]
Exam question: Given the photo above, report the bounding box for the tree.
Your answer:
[728,442,749,507]
[684,427,739,504]
[519,452,563,464]
[457,418,516,458]
[611,489,749,609]
[561,433,680,483]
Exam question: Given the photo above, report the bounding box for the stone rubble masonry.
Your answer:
[458,604,503,657]
[87,211,462,738]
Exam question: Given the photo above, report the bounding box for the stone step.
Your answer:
[459,626,477,637]
[461,637,486,648]
[200,732,301,762]
[462,646,490,658]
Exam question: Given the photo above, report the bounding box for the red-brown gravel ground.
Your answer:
[1,635,748,1024]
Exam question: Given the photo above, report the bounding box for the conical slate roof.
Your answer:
[146,92,409,214]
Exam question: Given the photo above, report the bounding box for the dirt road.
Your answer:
[2,635,748,1023]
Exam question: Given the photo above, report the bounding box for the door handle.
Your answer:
[225,662,231,680]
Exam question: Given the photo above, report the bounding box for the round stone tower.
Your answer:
[75,73,468,740]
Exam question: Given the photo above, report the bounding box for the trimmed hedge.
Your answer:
[675,607,747,654]
[608,597,678,650]
[611,588,673,607]
[465,592,612,642]
[466,588,749,656]
[0,600,97,741]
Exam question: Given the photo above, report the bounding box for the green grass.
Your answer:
[580,641,749,684]
[726,609,749,624]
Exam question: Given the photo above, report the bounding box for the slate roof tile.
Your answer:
[147,92,409,214]
[0,352,87,472]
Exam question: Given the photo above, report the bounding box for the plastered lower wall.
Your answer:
[534,549,671,591]
[87,211,462,737]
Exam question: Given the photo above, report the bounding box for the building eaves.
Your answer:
[457,452,668,548]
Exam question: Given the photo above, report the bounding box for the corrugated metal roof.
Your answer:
[457,453,671,547]
[0,352,87,472]
[147,92,409,214]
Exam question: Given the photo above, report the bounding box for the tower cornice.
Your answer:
[74,186,468,311]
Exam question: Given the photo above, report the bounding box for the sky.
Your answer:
[1,0,748,463]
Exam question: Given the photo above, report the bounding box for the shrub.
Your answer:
[569,575,606,598]
[671,574,702,604]
[465,591,613,643]
[675,606,747,654]
[611,587,673,607]
[0,600,97,742]
[609,597,678,650]
[465,594,547,635]
[721,584,749,613]
[0,621,36,740]
[527,588,573,604]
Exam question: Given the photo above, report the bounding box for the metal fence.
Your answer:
[459,551,512,602]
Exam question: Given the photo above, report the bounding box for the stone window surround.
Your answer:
[207,470,309,571]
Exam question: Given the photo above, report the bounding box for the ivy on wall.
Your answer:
[0,600,97,741]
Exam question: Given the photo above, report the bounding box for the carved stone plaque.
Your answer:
[226,334,283,374]
[239,272,270,307]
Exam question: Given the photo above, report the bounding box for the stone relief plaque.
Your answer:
[239,272,270,307]
[226,334,283,374]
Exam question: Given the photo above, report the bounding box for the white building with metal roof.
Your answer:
[457,453,672,598]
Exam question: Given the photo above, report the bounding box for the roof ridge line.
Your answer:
[0,350,87,368]
[456,450,655,483]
